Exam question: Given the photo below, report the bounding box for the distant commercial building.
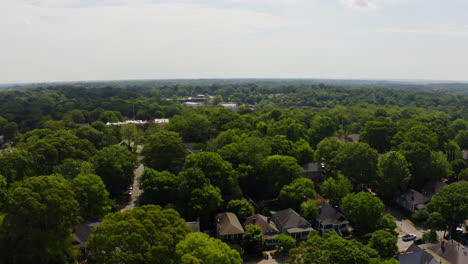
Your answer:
[106,119,169,126]
[219,102,238,112]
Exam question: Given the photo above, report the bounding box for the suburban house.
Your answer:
[271,208,314,241]
[72,220,100,251]
[186,217,200,232]
[244,214,280,247]
[215,212,245,242]
[421,180,447,199]
[398,240,468,264]
[462,151,468,165]
[314,201,349,236]
[395,189,429,213]
[301,162,324,183]
[397,243,440,264]
[338,133,359,143]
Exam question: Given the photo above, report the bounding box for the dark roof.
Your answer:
[186,218,200,232]
[185,143,202,154]
[422,181,447,198]
[420,239,468,264]
[272,208,311,229]
[216,212,244,236]
[73,220,100,248]
[397,245,439,264]
[399,189,430,207]
[315,201,349,226]
[244,214,279,239]
[301,163,321,173]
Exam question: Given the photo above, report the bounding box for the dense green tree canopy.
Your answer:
[92,145,138,196]
[259,155,301,199]
[279,178,316,210]
[184,152,237,196]
[368,230,398,259]
[139,168,181,206]
[360,121,396,153]
[290,231,381,264]
[341,192,385,234]
[376,151,411,200]
[176,232,243,264]
[334,142,378,189]
[0,174,6,210]
[190,184,223,223]
[227,199,255,222]
[88,205,190,264]
[143,131,187,173]
[0,175,81,264]
[72,173,112,219]
[426,182,468,236]
[321,174,352,206]
[242,224,265,254]
[276,233,297,254]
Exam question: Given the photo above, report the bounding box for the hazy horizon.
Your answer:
[2,0,468,83]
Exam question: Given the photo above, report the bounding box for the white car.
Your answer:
[402,234,417,241]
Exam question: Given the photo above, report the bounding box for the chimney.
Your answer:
[267,217,271,223]
[252,217,256,223]
[318,206,322,215]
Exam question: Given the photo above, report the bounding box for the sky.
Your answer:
[1,0,468,83]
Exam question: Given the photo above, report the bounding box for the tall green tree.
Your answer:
[92,145,138,196]
[0,175,81,264]
[269,118,308,142]
[334,142,378,189]
[143,131,187,173]
[368,230,398,259]
[72,173,112,219]
[242,225,265,254]
[0,174,6,210]
[190,184,223,224]
[321,174,352,206]
[290,231,381,264]
[184,152,237,196]
[341,192,385,234]
[88,205,190,264]
[426,182,468,237]
[360,121,396,153]
[376,151,411,200]
[176,232,242,264]
[279,178,316,210]
[259,155,302,199]
[227,199,255,222]
[139,168,181,206]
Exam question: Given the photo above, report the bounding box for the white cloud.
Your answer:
[341,0,377,10]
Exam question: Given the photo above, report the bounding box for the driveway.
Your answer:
[120,155,144,212]
[243,251,287,264]
[387,207,445,252]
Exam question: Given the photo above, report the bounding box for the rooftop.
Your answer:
[315,201,349,226]
[272,208,311,230]
[216,212,245,236]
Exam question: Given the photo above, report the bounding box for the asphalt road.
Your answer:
[120,156,144,212]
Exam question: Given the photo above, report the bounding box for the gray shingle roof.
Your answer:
[272,208,311,229]
[216,212,245,236]
[315,201,349,226]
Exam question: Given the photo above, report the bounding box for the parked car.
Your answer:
[402,234,417,241]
